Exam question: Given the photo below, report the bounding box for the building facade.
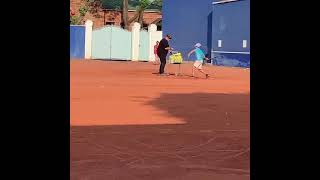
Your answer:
[70,0,162,30]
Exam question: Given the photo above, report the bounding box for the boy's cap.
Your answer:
[166,34,172,39]
[195,43,201,47]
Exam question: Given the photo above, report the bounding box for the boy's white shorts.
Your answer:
[193,61,203,70]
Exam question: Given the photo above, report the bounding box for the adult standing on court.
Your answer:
[157,34,173,75]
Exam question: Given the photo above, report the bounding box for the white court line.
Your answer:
[212,51,250,54]
[212,0,241,5]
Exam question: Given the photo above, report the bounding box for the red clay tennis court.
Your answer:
[71,60,250,180]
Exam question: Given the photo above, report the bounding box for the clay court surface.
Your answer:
[71,60,250,180]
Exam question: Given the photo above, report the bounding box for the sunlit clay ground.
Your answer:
[71,60,250,180]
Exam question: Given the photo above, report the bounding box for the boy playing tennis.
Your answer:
[187,43,209,78]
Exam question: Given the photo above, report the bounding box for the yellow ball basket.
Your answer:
[169,51,183,76]
[169,52,183,64]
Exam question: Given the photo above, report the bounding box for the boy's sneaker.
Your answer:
[206,74,210,79]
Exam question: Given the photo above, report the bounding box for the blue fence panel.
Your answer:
[70,26,85,59]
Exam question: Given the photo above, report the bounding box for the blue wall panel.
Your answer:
[163,0,213,61]
[212,53,250,67]
[211,0,250,67]
[212,0,250,52]
[70,26,85,59]
[163,0,250,67]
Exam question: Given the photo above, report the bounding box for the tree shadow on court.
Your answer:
[141,93,250,129]
[70,93,250,179]
[71,93,250,151]
[71,92,250,130]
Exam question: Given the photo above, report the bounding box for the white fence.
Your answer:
[83,20,162,61]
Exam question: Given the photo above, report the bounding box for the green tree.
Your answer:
[121,0,150,30]
[122,0,129,29]
[86,0,103,17]
[100,0,162,10]
[70,5,89,25]
[149,0,162,10]
[102,0,122,9]
[70,0,162,27]
[122,0,163,30]
[136,0,151,25]
[70,0,103,25]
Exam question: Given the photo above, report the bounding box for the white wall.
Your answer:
[131,22,141,61]
[84,20,93,59]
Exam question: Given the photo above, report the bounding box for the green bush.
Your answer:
[70,16,81,25]
[70,5,88,25]
[79,6,88,17]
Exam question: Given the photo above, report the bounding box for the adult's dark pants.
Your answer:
[158,54,167,74]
